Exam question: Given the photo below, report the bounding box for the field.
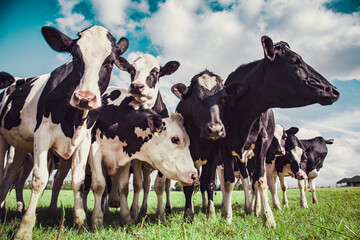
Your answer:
[0,187,359,239]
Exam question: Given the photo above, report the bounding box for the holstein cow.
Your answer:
[49,54,180,223]
[111,54,180,223]
[88,86,198,228]
[0,25,129,239]
[221,36,339,227]
[171,70,244,221]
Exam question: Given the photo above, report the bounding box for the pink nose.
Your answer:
[73,91,97,109]
[296,172,307,180]
[191,171,198,181]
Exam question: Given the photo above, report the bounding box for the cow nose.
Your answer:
[191,172,198,181]
[73,91,97,109]
[206,122,226,139]
[130,83,145,95]
[329,86,340,99]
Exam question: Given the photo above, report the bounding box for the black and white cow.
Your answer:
[220,36,339,227]
[171,70,244,221]
[0,25,129,239]
[267,125,333,208]
[88,86,197,228]
[48,54,180,223]
[112,54,180,223]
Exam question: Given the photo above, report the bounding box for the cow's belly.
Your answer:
[0,124,35,152]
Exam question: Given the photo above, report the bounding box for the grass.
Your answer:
[0,187,359,239]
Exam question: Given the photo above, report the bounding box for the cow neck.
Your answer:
[225,59,272,151]
[151,92,169,118]
[35,62,90,138]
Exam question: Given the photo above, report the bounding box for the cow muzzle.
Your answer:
[72,91,98,110]
[203,122,226,140]
[129,83,145,96]
[296,171,307,180]
[178,170,198,186]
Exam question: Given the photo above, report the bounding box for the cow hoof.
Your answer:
[139,207,147,217]
[207,201,216,220]
[282,202,289,208]
[165,206,172,215]
[130,209,139,223]
[91,217,103,230]
[74,209,87,227]
[313,199,318,204]
[273,204,282,210]
[17,202,25,213]
[184,208,194,222]
[15,228,32,240]
[156,211,166,223]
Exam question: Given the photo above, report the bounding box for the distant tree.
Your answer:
[174,181,183,191]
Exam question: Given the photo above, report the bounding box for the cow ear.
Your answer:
[42,26,74,52]
[116,37,129,56]
[147,114,163,133]
[114,56,132,72]
[326,139,334,145]
[171,83,188,100]
[159,61,180,77]
[224,82,247,97]
[0,72,15,89]
[286,127,299,135]
[261,36,275,61]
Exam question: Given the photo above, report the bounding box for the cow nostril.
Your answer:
[138,84,145,90]
[331,87,340,97]
[191,173,198,181]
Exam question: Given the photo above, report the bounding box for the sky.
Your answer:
[0,0,359,188]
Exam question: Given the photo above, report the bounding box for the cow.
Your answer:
[0,25,129,239]
[171,70,245,221]
[111,54,180,223]
[48,54,180,223]
[267,125,333,208]
[219,35,339,227]
[88,86,198,228]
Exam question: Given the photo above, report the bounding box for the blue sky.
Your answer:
[0,0,359,187]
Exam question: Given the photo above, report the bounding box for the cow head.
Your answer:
[284,127,308,180]
[41,25,129,110]
[172,70,245,140]
[117,54,180,108]
[140,113,198,185]
[261,36,340,108]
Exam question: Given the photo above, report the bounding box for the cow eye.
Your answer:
[171,136,180,145]
[290,57,301,65]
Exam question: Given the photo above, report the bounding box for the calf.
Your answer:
[0,25,128,239]
[88,87,197,228]
[221,35,339,227]
[171,70,244,221]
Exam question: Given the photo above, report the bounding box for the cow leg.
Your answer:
[200,167,208,213]
[0,149,27,211]
[88,143,106,228]
[0,139,10,188]
[222,156,235,224]
[183,184,194,221]
[240,175,251,214]
[130,160,142,222]
[71,138,91,228]
[139,163,152,217]
[216,165,225,207]
[278,172,288,207]
[15,134,51,240]
[266,163,281,210]
[298,179,308,208]
[204,160,217,220]
[50,158,71,215]
[165,178,172,214]
[309,178,318,204]
[154,172,166,222]
[238,160,251,215]
[118,162,133,224]
[15,157,33,212]
[250,186,261,217]
[130,159,143,222]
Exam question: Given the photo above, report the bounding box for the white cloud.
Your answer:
[55,0,91,35]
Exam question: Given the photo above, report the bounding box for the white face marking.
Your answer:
[71,26,112,109]
[130,54,160,107]
[198,73,217,90]
[290,146,303,163]
[134,127,152,140]
[274,124,285,154]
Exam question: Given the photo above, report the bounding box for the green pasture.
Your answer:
[0,187,359,239]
